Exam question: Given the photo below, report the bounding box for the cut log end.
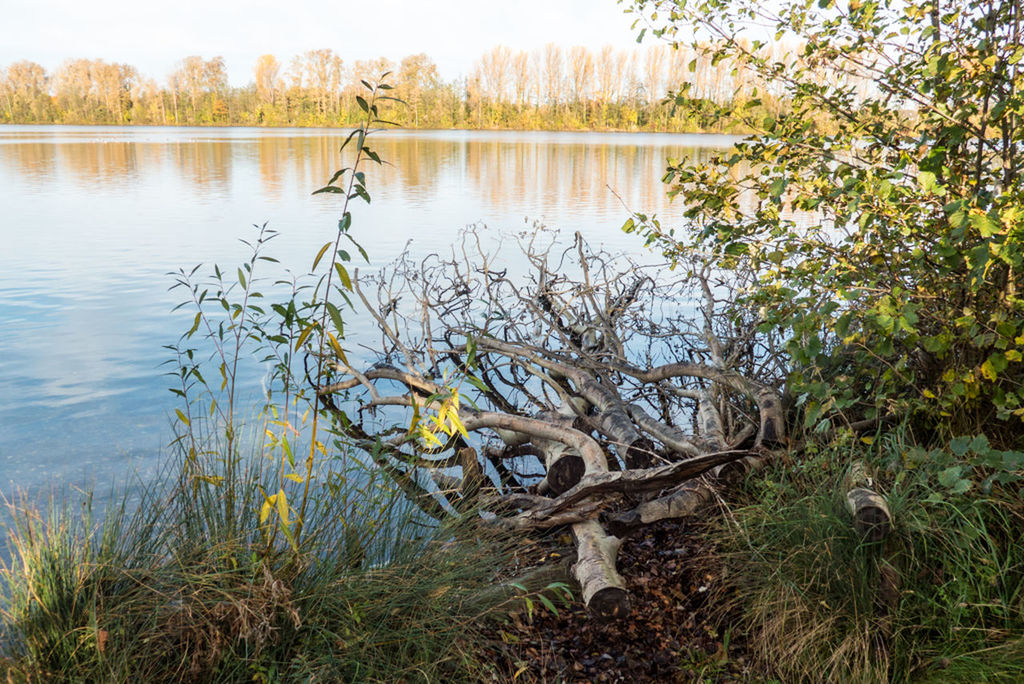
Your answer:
[587,586,631,620]
[846,484,892,542]
[547,453,586,495]
[624,437,657,469]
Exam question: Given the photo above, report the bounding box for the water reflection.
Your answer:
[0,125,738,498]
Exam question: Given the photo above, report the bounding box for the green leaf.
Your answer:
[969,212,1000,238]
[312,241,333,271]
[538,594,558,615]
[938,465,962,487]
[326,301,345,336]
[950,436,971,456]
[950,478,972,495]
[334,262,352,290]
[770,177,786,198]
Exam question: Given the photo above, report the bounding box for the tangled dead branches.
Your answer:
[318,225,788,618]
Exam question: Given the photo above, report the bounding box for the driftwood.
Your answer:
[316,228,789,617]
[845,460,892,542]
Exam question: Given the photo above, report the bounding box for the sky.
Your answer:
[0,0,647,86]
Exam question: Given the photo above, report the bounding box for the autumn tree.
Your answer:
[537,43,565,110]
[0,61,52,122]
[253,54,281,109]
[302,49,344,119]
[566,46,594,119]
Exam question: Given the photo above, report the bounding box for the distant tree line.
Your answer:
[0,42,862,131]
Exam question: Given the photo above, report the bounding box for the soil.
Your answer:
[481,520,759,683]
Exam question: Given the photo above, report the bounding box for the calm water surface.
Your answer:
[0,125,735,498]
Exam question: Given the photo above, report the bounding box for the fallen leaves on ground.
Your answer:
[481,520,756,682]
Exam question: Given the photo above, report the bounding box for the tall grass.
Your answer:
[713,430,1024,682]
[0,437,519,682]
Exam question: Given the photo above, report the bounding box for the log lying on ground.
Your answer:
[710,454,764,485]
[508,449,745,528]
[605,480,713,537]
[531,410,586,495]
[528,414,631,617]
[470,551,578,618]
[845,460,891,542]
[572,520,630,619]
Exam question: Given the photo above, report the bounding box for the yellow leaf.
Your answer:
[1006,349,1022,362]
[448,410,470,439]
[260,497,274,524]
[276,489,289,525]
[285,473,304,483]
[860,436,874,445]
[419,426,443,447]
[981,359,998,381]
[922,389,936,399]
[327,332,348,364]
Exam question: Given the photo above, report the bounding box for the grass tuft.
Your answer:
[1,447,519,682]
[712,430,1024,682]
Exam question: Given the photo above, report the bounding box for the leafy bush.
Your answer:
[627,0,1024,443]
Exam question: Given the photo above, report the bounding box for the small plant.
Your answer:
[165,73,403,559]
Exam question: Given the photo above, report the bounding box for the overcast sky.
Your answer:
[1,0,647,85]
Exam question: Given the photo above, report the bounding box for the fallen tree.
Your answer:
[316,227,790,618]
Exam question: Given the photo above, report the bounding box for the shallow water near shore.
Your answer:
[0,125,737,500]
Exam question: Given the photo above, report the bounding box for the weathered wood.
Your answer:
[710,455,764,485]
[532,410,587,495]
[510,449,745,526]
[698,392,728,451]
[459,446,484,502]
[572,520,630,619]
[605,480,713,537]
[845,460,891,542]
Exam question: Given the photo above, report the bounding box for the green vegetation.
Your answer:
[625,0,1024,678]
[630,0,1024,441]
[0,75,527,682]
[0,42,804,131]
[5,0,1024,678]
[714,433,1024,681]
[0,455,519,681]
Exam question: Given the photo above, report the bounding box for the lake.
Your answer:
[0,125,736,499]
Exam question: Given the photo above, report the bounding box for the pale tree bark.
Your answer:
[315,228,788,617]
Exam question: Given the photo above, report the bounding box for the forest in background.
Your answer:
[0,41,867,131]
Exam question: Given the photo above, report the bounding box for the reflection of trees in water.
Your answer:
[1,132,764,227]
[167,141,231,191]
[257,136,289,198]
[0,140,145,186]
[58,142,142,186]
[0,141,57,181]
[461,140,723,217]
